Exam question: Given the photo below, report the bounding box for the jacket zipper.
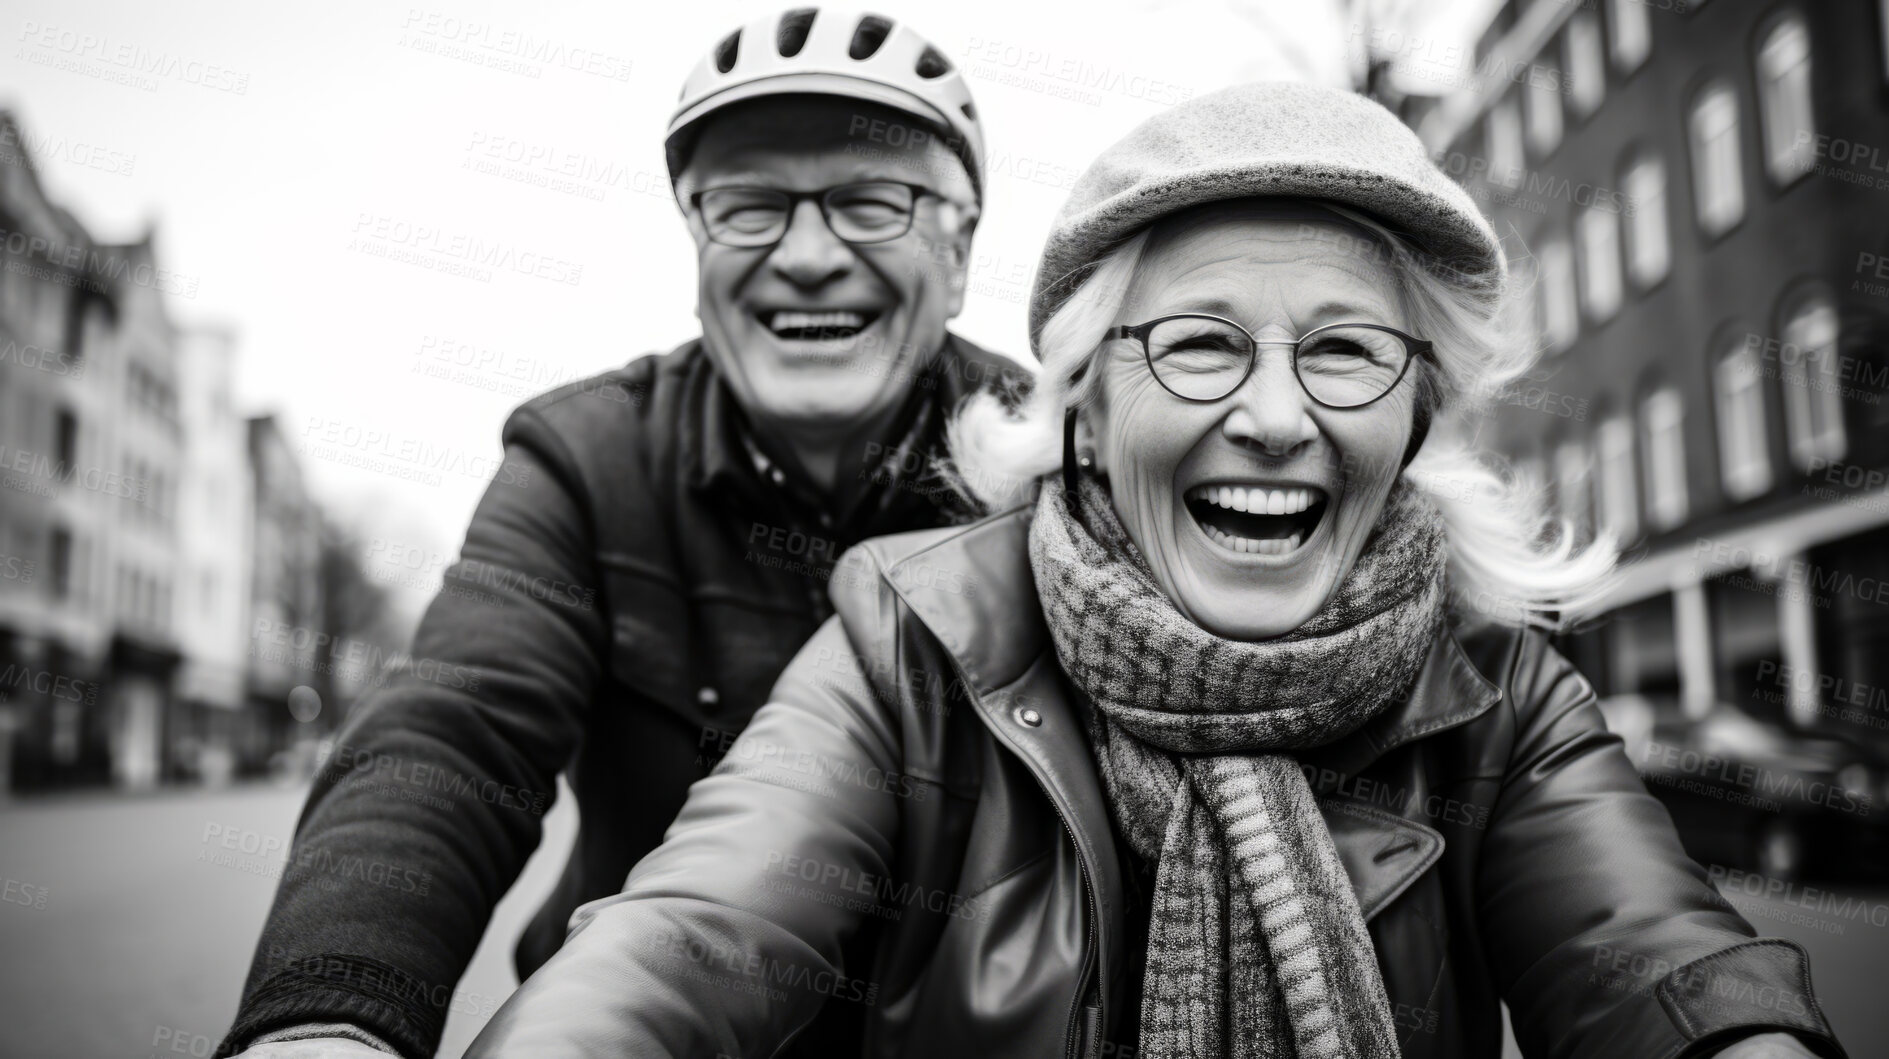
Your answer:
[1055,806,1101,1059]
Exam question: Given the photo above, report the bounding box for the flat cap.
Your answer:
[1027,80,1505,354]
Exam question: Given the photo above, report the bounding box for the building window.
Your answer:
[1566,11,1606,119]
[54,407,77,470]
[1689,81,1745,237]
[1578,204,1623,322]
[1487,97,1525,188]
[1539,234,1579,353]
[1778,294,1846,470]
[1882,0,1889,85]
[1715,337,1773,500]
[1526,65,1564,157]
[1512,255,1540,353]
[1622,153,1671,288]
[1610,0,1652,72]
[1641,388,1688,531]
[1555,438,1594,541]
[50,526,71,600]
[1598,412,1640,541]
[1756,15,1815,185]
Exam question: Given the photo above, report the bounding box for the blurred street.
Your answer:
[0,782,577,1059]
[3,779,1884,1057]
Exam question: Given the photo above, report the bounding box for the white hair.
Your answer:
[945,200,1619,630]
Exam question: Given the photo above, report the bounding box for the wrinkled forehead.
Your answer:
[680,96,969,197]
[1127,200,1406,324]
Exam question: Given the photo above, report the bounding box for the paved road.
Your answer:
[0,782,576,1059]
[1,783,1884,1057]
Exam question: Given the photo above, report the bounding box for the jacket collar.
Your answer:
[683,332,1014,537]
[1301,624,1504,781]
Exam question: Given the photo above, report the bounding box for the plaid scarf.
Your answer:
[1027,474,1446,1059]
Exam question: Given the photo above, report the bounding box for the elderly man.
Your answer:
[217,9,1022,1057]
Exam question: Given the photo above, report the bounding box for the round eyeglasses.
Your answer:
[690,181,944,248]
[1109,314,1433,408]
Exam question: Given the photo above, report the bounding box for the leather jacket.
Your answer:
[469,506,1845,1059]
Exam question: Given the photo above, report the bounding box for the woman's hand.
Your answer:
[1711,1032,1821,1057]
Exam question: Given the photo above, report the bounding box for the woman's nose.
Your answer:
[1219,347,1317,457]
[768,199,855,288]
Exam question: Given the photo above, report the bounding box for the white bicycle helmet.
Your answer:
[665,7,986,202]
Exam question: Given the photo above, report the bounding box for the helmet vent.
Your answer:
[848,15,893,60]
[961,102,977,121]
[777,8,817,57]
[915,45,952,79]
[713,30,740,73]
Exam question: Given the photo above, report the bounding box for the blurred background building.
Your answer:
[0,109,387,796]
[4,2,1888,1053]
[1370,0,1889,878]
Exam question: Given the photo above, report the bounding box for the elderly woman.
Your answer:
[469,84,1844,1059]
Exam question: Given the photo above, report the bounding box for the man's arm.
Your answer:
[217,404,608,1059]
[463,611,903,1058]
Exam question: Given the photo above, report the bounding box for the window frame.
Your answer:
[1555,436,1596,542]
[1566,10,1607,120]
[1776,290,1847,471]
[1597,409,1641,542]
[1577,201,1625,323]
[1713,331,1775,501]
[1621,150,1672,290]
[1688,79,1747,239]
[1525,56,1565,158]
[1755,12,1815,187]
[1641,387,1689,532]
[1539,231,1580,354]
[1487,95,1526,189]
[1609,0,1652,73]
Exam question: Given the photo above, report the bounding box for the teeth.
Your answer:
[1201,525,1307,556]
[769,310,867,331]
[1189,485,1318,514]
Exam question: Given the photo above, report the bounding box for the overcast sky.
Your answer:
[5,0,1491,627]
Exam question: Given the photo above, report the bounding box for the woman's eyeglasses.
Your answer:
[690,181,944,248]
[1109,314,1433,408]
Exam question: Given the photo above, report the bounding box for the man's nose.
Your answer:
[1219,348,1318,457]
[768,198,855,287]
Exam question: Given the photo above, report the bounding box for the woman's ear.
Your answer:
[1400,367,1439,469]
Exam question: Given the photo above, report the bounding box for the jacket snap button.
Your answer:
[697,687,719,705]
[1014,706,1042,727]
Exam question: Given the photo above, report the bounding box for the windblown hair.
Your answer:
[946,200,1619,630]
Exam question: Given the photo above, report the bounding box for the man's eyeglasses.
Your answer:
[690,181,945,248]
[1108,314,1433,408]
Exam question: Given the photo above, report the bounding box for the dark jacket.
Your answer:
[217,335,1027,1059]
[469,505,1846,1059]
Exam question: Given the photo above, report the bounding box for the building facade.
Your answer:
[0,109,108,791]
[175,324,254,784]
[1391,0,1889,745]
[242,414,323,772]
[0,109,334,792]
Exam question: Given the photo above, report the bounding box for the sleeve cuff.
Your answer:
[248,1022,400,1053]
[1656,939,1847,1058]
[215,953,448,1059]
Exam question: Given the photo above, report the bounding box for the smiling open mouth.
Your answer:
[1183,484,1329,556]
[762,309,882,342]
